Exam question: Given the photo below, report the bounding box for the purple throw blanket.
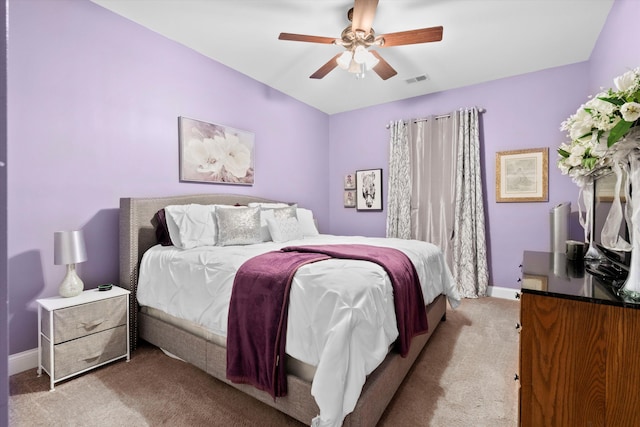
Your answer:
[226,250,330,398]
[226,244,428,398]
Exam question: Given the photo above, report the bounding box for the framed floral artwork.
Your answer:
[179,116,255,185]
[356,168,383,211]
[344,173,356,190]
[496,148,548,202]
[344,190,356,208]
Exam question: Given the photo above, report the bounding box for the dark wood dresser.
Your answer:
[519,250,640,427]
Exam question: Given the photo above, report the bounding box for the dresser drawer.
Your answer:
[42,295,127,343]
[41,324,127,380]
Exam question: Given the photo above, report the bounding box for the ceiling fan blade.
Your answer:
[278,33,337,44]
[369,51,397,80]
[351,0,379,33]
[379,26,443,47]
[310,53,342,79]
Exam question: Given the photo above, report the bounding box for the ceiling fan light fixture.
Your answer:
[352,45,367,64]
[363,50,379,69]
[337,45,378,78]
[279,2,443,81]
[348,58,361,74]
[337,51,352,69]
[354,63,366,80]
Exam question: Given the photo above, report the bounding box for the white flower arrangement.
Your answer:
[558,67,640,180]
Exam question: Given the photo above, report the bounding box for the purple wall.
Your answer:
[588,0,640,93]
[7,0,329,354]
[328,65,588,289]
[6,0,638,357]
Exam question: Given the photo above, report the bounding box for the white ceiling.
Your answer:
[90,0,614,115]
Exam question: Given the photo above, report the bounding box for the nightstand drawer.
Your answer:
[41,324,127,380]
[43,295,127,343]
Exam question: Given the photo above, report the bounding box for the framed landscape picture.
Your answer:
[179,116,255,185]
[496,148,548,202]
[356,168,383,211]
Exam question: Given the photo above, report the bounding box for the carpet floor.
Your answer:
[9,297,520,426]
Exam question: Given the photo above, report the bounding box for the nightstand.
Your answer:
[37,286,130,390]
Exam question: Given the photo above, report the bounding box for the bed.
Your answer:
[119,193,460,427]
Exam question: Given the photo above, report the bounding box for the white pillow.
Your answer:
[164,204,217,249]
[215,206,262,246]
[266,216,303,243]
[248,202,290,209]
[259,209,275,242]
[296,208,319,236]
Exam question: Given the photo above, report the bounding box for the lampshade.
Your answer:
[337,51,352,69]
[363,51,379,69]
[352,46,368,65]
[348,59,361,74]
[54,230,87,265]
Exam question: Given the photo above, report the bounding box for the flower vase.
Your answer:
[620,147,640,300]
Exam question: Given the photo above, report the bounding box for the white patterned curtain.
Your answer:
[386,120,411,239]
[452,108,489,297]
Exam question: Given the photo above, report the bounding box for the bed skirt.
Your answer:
[138,293,447,426]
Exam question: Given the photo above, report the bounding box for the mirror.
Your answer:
[592,171,630,267]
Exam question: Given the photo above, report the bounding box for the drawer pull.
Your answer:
[77,318,105,330]
[80,353,102,362]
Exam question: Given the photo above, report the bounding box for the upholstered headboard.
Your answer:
[119,193,284,349]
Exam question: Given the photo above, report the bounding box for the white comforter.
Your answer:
[137,234,460,427]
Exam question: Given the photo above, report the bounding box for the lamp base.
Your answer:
[59,264,84,298]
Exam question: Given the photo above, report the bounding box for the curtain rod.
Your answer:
[385,107,486,129]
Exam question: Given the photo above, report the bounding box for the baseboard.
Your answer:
[9,348,38,376]
[9,287,517,375]
[487,286,520,300]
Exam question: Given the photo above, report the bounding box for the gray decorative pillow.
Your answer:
[272,205,297,220]
[215,206,262,246]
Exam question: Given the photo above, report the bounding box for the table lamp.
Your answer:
[54,230,88,297]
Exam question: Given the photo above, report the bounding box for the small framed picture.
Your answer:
[344,173,356,190]
[344,190,356,208]
[496,148,548,202]
[356,168,383,211]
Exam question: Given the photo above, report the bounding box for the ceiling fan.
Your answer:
[278,0,443,80]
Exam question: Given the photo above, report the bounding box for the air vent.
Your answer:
[406,74,430,84]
